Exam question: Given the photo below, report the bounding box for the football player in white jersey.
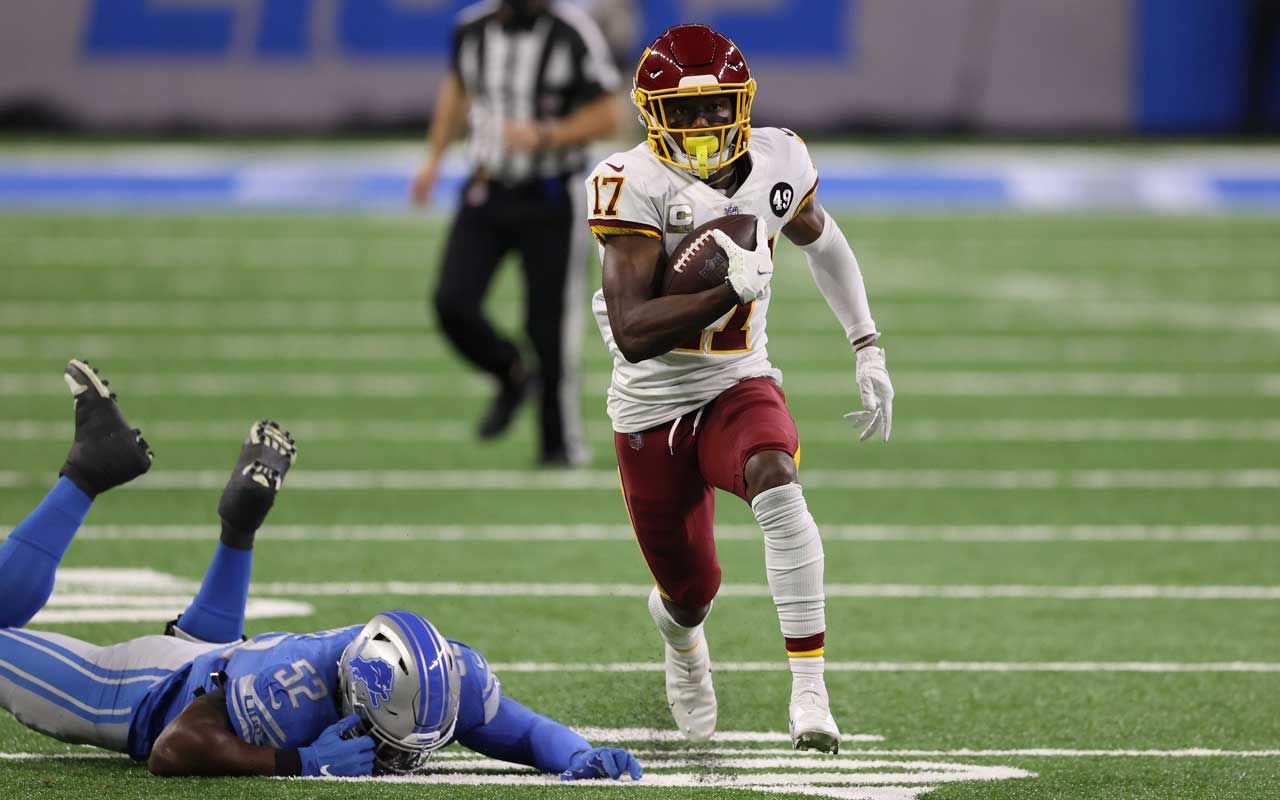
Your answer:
[584,24,894,753]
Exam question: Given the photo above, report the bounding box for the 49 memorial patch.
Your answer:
[770,182,794,217]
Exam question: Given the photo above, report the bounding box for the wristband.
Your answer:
[853,332,880,351]
[274,748,302,777]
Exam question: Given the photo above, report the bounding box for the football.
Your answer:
[661,213,759,295]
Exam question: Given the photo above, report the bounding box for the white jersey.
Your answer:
[586,127,820,433]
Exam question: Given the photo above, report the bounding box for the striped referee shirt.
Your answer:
[451,1,621,183]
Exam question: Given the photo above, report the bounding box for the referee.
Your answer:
[412,0,621,467]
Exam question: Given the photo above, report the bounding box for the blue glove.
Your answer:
[298,714,376,777]
[560,747,643,781]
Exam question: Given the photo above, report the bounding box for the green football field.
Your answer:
[0,211,1277,799]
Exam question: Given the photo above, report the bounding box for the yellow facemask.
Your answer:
[633,78,756,178]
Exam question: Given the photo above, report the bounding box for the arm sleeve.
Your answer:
[801,209,879,347]
[456,694,590,773]
[585,163,662,242]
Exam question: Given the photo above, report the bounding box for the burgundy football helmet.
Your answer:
[632,24,756,178]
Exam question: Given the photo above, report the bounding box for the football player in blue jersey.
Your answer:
[0,360,643,781]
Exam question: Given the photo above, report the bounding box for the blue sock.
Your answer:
[0,478,92,628]
[176,538,253,643]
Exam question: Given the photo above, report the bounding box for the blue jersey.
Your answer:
[127,629,501,759]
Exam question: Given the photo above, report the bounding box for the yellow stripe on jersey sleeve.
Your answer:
[795,175,820,215]
[590,221,662,241]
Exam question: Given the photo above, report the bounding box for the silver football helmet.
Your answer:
[337,610,462,773]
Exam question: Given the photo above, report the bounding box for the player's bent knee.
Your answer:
[666,600,712,628]
[744,450,798,500]
[665,568,721,624]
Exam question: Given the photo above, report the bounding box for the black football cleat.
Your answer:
[59,359,153,497]
[478,371,535,440]
[217,420,297,538]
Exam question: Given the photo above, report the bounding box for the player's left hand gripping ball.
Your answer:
[844,345,894,442]
[559,747,644,781]
[711,217,773,303]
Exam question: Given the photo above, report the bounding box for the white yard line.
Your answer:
[0,334,450,361]
[238,580,1280,600]
[621,747,1280,758]
[28,598,313,625]
[571,729,885,744]
[825,748,1280,758]
[4,468,1278,491]
[2,370,1277,397]
[6,418,1280,443]
[0,419,474,443]
[0,237,428,271]
[439,756,1005,772]
[364,768,1032,787]
[1,299,1279,335]
[48,523,1280,543]
[6,233,1276,262]
[41,570,1280,602]
[5,231,1276,253]
[490,662,1280,673]
[3,745,1277,761]
[0,301,427,329]
[2,334,1277,366]
[890,419,1280,441]
[0,753,124,761]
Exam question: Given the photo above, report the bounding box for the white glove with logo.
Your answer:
[711,217,773,303]
[844,345,894,442]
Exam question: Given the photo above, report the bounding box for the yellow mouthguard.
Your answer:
[684,134,720,179]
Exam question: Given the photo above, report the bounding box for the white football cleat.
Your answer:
[663,640,717,741]
[789,678,841,754]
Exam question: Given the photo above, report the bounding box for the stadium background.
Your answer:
[0,1,1277,798]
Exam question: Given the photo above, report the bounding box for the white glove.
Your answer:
[844,344,893,442]
[710,217,773,303]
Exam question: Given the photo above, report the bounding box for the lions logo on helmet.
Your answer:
[349,657,394,709]
[338,610,462,773]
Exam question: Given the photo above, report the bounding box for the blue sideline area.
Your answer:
[0,148,1278,213]
[1136,0,1280,133]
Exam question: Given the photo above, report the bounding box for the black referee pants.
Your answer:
[431,174,586,460]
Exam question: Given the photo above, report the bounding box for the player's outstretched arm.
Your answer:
[149,690,374,778]
[783,197,894,442]
[457,695,642,780]
[602,234,740,362]
[781,197,877,346]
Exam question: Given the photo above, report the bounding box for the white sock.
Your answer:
[648,586,705,653]
[752,482,826,649]
[789,655,826,692]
